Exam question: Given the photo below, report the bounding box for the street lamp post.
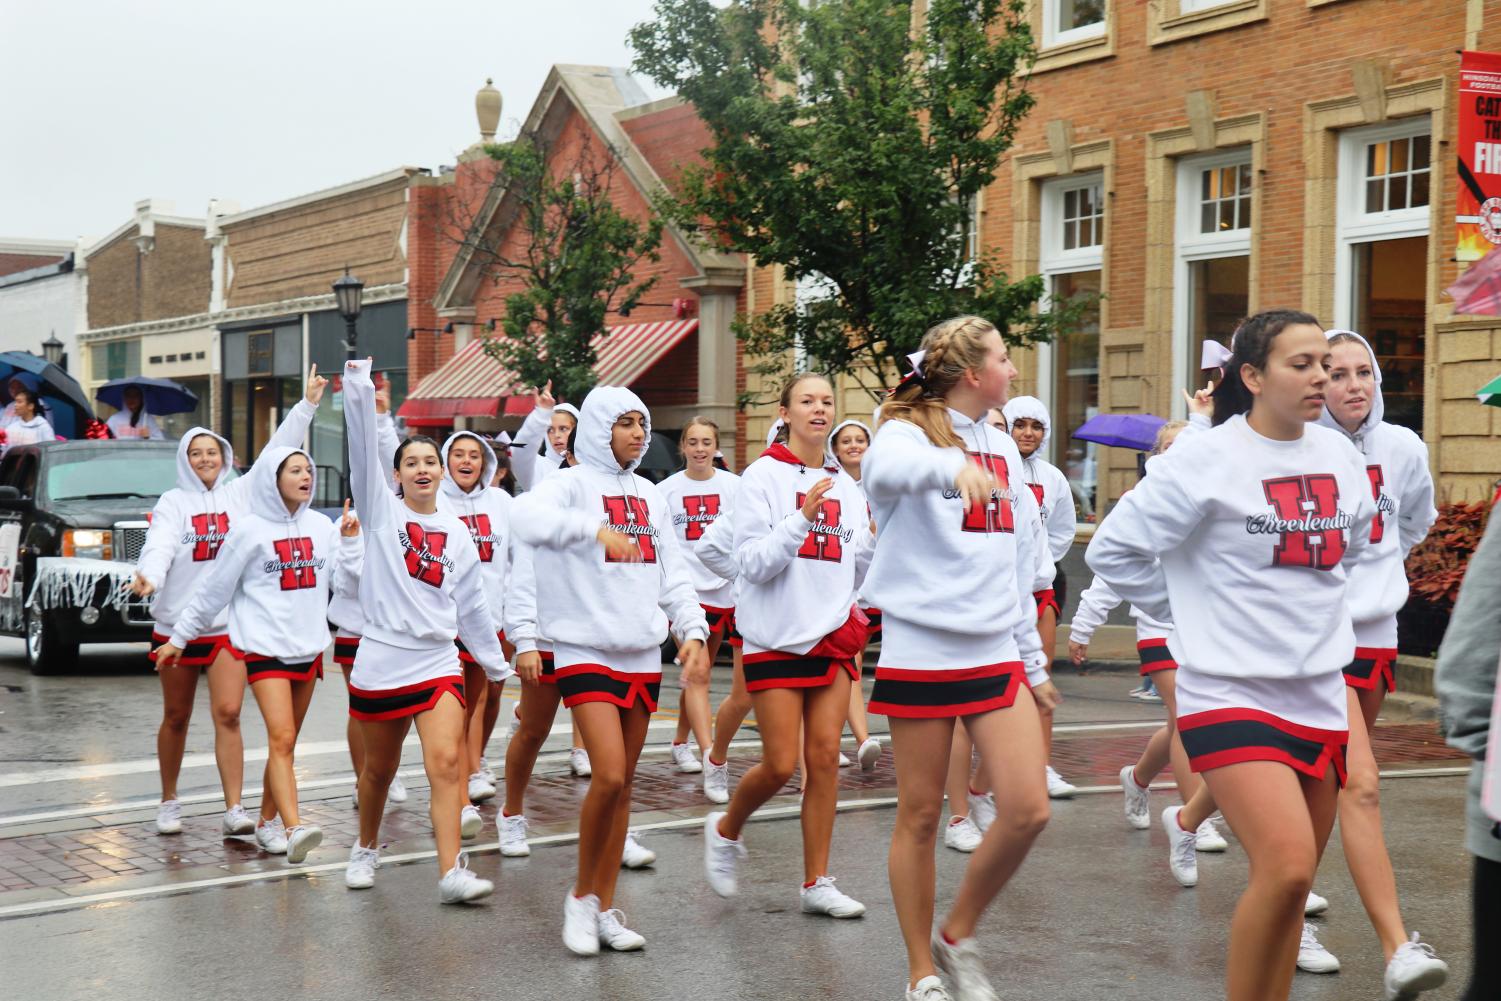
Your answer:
[41,332,64,369]
[331,270,364,502]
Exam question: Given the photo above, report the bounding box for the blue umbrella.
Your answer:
[1071,412,1168,451]
[0,351,93,439]
[95,376,199,415]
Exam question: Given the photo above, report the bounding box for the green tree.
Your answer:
[457,131,664,404]
[631,0,1082,401]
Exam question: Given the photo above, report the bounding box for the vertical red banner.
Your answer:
[1456,51,1501,261]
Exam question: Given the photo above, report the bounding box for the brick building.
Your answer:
[408,66,744,463]
[0,238,83,370]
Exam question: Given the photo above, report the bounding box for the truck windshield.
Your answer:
[45,450,186,502]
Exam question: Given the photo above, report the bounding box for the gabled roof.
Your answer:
[433,64,741,314]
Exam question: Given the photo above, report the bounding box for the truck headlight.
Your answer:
[62,529,113,561]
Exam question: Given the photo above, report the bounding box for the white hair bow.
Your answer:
[906,350,926,377]
[1200,339,1234,370]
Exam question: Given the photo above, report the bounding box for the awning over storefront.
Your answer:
[397,319,699,425]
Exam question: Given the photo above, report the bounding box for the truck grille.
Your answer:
[114,521,149,563]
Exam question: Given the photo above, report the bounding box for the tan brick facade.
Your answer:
[85,223,210,329]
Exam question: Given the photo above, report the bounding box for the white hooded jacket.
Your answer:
[439,431,513,631]
[1001,396,1077,571]
[167,446,354,662]
[512,402,581,492]
[135,400,318,634]
[511,386,707,658]
[1315,329,1437,644]
[658,467,739,608]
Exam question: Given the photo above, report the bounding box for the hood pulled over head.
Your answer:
[440,431,499,498]
[250,445,315,520]
[1315,328,1384,450]
[1002,396,1052,453]
[575,386,651,475]
[825,418,873,471]
[176,426,236,492]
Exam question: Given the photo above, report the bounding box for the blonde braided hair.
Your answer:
[880,315,999,448]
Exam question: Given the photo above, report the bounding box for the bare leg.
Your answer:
[1037,607,1057,762]
[1338,684,1409,959]
[676,632,719,751]
[889,715,957,986]
[503,682,562,816]
[203,650,247,808]
[719,687,803,842]
[573,699,652,908]
[800,672,853,883]
[342,670,365,780]
[461,662,489,778]
[354,716,410,849]
[846,662,871,744]
[480,680,503,751]
[709,647,751,765]
[946,726,974,820]
[249,677,307,827]
[414,693,468,873]
[156,664,200,802]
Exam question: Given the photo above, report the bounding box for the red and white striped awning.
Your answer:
[397,319,698,425]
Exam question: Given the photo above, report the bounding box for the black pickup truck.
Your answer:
[0,440,181,674]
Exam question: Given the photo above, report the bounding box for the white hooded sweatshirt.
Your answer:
[135,400,317,635]
[1315,329,1437,646]
[1001,396,1077,571]
[511,386,708,658]
[325,412,400,635]
[1085,414,1376,681]
[512,402,581,493]
[658,467,739,608]
[732,437,874,657]
[438,431,513,631]
[861,411,1050,685]
[167,446,355,662]
[343,359,505,680]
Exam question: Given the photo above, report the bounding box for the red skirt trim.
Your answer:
[151,632,242,669]
[1033,589,1060,621]
[1136,638,1179,676]
[1178,707,1348,786]
[554,663,661,711]
[868,662,1025,719]
[348,676,466,721]
[1343,647,1397,693]
[333,635,360,668]
[244,653,324,684]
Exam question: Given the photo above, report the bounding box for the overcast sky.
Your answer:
[0,0,676,242]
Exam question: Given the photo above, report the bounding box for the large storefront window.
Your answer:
[1353,236,1427,433]
[1176,151,1252,394]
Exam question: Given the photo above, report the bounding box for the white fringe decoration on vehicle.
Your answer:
[26,558,141,613]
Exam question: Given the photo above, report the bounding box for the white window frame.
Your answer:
[1172,149,1252,406]
[793,270,837,371]
[1180,0,1239,12]
[1333,118,1432,329]
[1036,173,1103,520]
[1043,0,1107,48]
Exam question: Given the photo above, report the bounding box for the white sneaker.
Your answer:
[507,707,522,740]
[597,908,646,951]
[387,773,409,804]
[499,812,531,857]
[438,853,493,904]
[345,844,380,889]
[857,737,882,771]
[1138,690,1163,703]
[799,875,865,918]
[255,819,289,855]
[222,804,255,836]
[1382,932,1448,999]
[944,817,983,853]
[1045,765,1077,799]
[703,752,730,804]
[703,811,745,897]
[563,892,601,956]
[1305,890,1329,916]
[285,824,323,864]
[478,756,497,785]
[931,929,999,1001]
[671,742,703,773]
[468,771,496,803]
[1161,806,1198,887]
[966,791,997,834]
[570,747,592,777]
[1195,818,1228,852]
[1297,921,1340,973]
[155,799,182,835]
[838,751,853,768]
[460,804,483,841]
[906,975,953,1001]
[621,830,656,869]
[1119,765,1150,830]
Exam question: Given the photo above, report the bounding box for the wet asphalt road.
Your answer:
[0,637,1478,1001]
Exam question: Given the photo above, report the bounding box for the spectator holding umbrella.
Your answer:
[0,374,55,429]
[3,387,55,448]
[104,385,165,440]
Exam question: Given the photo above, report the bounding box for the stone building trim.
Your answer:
[1148,0,1268,47]
[1027,0,1115,75]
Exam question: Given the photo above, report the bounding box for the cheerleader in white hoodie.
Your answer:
[155,447,357,866]
[512,379,581,492]
[657,416,739,780]
[703,373,875,920]
[1306,329,1448,995]
[861,316,1059,1001]
[1086,310,1375,1001]
[1002,395,1079,799]
[512,385,710,955]
[437,430,515,829]
[130,366,324,843]
[339,358,505,903]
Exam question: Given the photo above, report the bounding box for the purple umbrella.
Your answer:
[1071,413,1168,451]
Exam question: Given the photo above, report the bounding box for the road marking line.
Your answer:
[0,766,1468,920]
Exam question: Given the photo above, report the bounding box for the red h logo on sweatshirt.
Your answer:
[403,522,449,588]
[962,453,1016,534]
[603,495,658,563]
[681,495,720,541]
[796,495,844,562]
[1365,465,1385,544]
[1258,475,1349,571]
[271,537,318,591]
[459,513,495,562]
[188,512,230,561]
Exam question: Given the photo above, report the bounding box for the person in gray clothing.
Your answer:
[1435,506,1501,1001]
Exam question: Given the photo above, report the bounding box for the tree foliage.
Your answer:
[631,0,1084,402]
[453,131,664,403]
